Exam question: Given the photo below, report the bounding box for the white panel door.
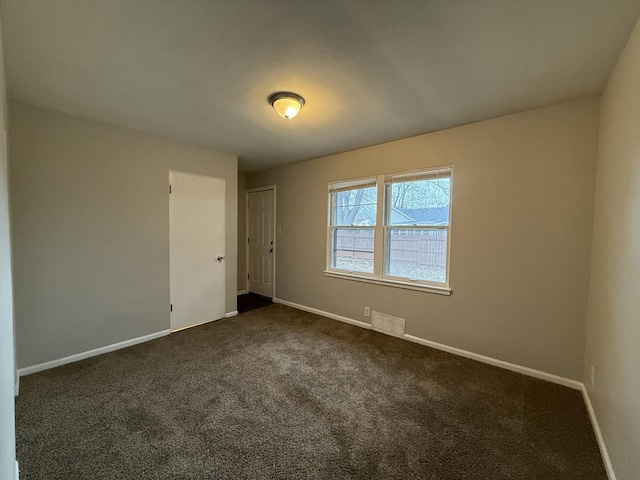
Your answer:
[247,189,274,298]
[169,172,225,331]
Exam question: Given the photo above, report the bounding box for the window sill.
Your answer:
[323,271,452,296]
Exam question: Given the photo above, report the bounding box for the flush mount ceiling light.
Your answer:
[269,92,305,119]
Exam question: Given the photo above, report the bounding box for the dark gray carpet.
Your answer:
[16,304,605,479]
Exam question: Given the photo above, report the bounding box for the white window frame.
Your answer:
[326,176,377,278]
[325,166,453,296]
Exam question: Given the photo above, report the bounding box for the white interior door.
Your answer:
[169,172,225,331]
[247,189,275,298]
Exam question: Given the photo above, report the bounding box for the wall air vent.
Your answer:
[371,311,406,338]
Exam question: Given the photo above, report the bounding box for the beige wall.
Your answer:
[237,172,246,293]
[247,98,599,380]
[9,101,237,369]
[0,16,17,480]
[584,18,640,480]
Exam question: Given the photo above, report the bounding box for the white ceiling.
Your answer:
[2,1,640,173]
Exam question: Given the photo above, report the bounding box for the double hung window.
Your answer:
[327,166,452,294]
[328,177,377,274]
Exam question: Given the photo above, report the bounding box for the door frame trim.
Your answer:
[245,185,276,298]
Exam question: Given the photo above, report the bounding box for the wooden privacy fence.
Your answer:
[335,229,447,267]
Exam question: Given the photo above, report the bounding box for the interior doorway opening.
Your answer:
[245,186,276,299]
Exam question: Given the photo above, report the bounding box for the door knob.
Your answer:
[268,248,273,253]
[217,256,224,261]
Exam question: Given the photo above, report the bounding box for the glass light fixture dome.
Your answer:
[269,92,305,119]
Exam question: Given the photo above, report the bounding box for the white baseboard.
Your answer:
[14,370,19,396]
[15,461,19,480]
[237,290,246,296]
[403,334,582,390]
[273,298,582,390]
[225,311,239,318]
[581,386,616,480]
[273,298,372,329]
[18,329,171,377]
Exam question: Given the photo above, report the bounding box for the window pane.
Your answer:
[386,228,447,283]
[332,186,377,226]
[388,177,450,226]
[332,228,374,273]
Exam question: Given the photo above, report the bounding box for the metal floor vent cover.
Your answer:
[371,311,406,338]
